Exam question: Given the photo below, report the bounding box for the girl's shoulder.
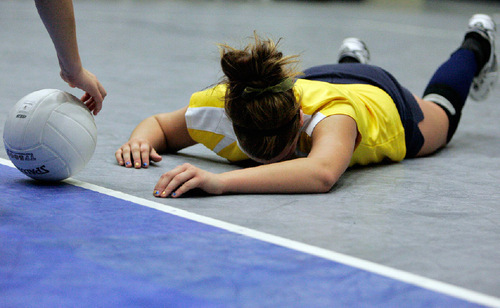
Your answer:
[190,84,227,108]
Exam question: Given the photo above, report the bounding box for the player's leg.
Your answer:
[414,96,449,156]
[418,14,497,156]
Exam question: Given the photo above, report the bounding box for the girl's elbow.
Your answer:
[316,171,338,193]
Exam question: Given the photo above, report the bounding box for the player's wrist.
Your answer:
[58,55,83,79]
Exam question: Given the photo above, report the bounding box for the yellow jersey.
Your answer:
[185,79,406,166]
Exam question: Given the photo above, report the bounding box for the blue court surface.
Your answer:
[0,159,496,307]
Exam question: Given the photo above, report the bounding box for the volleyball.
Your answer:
[3,89,97,181]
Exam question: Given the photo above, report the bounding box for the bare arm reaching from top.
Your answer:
[35,0,107,115]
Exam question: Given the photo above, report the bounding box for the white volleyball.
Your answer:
[3,89,97,181]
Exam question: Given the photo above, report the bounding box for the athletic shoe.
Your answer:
[468,14,498,101]
[337,37,370,64]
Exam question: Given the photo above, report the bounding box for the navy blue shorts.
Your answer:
[301,64,425,158]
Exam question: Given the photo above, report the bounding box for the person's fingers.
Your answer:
[116,139,160,169]
[129,142,142,169]
[120,144,133,168]
[115,148,125,166]
[170,175,200,198]
[154,164,191,198]
[84,97,96,113]
[97,80,107,100]
[91,82,106,116]
[150,148,163,163]
[62,68,106,116]
[140,143,151,168]
[81,92,91,102]
[154,170,174,198]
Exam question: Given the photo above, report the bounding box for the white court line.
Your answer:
[1,157,499,308]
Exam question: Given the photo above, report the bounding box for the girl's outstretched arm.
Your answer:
[153,114,358,197]
[115,106,197,168]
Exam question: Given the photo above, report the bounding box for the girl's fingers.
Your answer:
[115,148,125,166]
[121,145,133,168]
[116,140,160,169]
[139,146,149,168]
[150,148,163,163]
[171,176,200,198]
[154,164,196,198]
[154,166,182,197]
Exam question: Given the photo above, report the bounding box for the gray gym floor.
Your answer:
[1,0,499,301]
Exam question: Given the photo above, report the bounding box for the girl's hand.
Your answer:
[60,67,107,115]
[115,138,162,168]
[153,163,224,198]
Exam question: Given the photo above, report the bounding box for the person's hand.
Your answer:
[61,67,107,115]
[115,138,162,169]
[153,163,224,198]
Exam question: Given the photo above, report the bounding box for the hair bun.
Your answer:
[220,34,290,90]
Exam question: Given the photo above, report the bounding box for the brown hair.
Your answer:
[219,33,301,161]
